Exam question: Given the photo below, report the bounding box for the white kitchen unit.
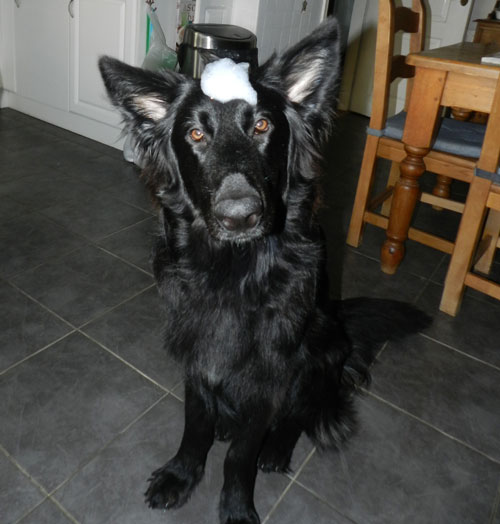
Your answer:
[0,0,145,148]
[0,0,327,148]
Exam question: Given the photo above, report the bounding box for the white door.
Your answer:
[69,0,140,125]
[341,0,475,116]
[13,0,70,111]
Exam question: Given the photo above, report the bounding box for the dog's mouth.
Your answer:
[209,173,271,243]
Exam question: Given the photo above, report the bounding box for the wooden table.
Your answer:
[380,42,500,274]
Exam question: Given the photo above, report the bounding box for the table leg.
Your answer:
[380,144,428,274]
[380,66,446,274]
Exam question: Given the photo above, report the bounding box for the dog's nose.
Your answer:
[215,195,262,232]
[214,174,263,233]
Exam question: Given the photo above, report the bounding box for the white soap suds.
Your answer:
[200,58,257,105]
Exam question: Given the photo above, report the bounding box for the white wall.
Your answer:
[0,0,16,96]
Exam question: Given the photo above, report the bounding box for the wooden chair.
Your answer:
[346,0,492,257]
[440,177,500,316]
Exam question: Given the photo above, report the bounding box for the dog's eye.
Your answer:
[190,129,205,142]
[254,119,269,135]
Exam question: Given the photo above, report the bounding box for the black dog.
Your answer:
[99,18,430,524]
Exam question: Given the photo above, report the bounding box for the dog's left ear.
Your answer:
[256,17,341,139]
[98,56,191,149]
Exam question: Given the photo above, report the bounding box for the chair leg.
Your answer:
[380,161,400,217]
[473,209,500,274]
[440,177,491,316]
[346,135,380,247]
[431,175,452,211]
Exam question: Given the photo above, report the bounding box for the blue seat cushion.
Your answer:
[381,111,486,159]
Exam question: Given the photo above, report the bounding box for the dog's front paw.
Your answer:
[220,503,260,524]
[144,460,203,510]
[221,511,260,524]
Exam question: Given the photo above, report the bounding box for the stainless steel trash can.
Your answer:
[178,24,258,78]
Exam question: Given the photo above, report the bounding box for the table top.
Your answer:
[407,42,500,78]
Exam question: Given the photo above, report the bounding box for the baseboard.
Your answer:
[0,91,124,150]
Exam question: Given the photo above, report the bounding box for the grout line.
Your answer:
[364,390,500,466]
[0,444,84,524]
[76,282,157,330]
[6,281,77,329]
[48,392,170,499]
[92,244,154,277]
[0,443,50,498]
[0,330,76,377]
[46,497,81,524]
[78,330,172,394]
[291,476,359,524]
[419,332,500,372]
[489,480,500,524]
[262,447,317,524]
[95,215,155,242]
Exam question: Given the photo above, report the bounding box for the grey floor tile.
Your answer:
[59,152,140,190]
[340,249,428,302]
[0,452,45,524]
[371,333,500,462]
[102,172,154,212]
[0,125,62,153]
[48,140,103,173]
[0,150,61,182]
[82,286,183,391]
[416,282,500,367]
[0,170,101,211]
[352,223,447,281]
[0,281,72,372]
[0,196,30,224]
[0,213,87,278]
[493,486,500,524]
[96,217,156,273]
[40,190,149,241]
[55,395,289,524]
[297,395,500,524]
[17,498,77,524]
[12,245,153,327]
[0,332,163,492]
[266,483,353,524]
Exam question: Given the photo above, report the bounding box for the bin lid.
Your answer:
[182,24,257,50]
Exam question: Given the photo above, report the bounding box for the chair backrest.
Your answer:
[370,0,426,130]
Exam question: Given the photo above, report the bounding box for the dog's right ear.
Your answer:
[98,56,188,133]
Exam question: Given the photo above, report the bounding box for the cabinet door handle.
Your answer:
[14,0,20,7]
[68,0,74,18]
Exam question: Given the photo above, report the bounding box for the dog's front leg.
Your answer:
[219,414,270,524]
[145,380,215,510]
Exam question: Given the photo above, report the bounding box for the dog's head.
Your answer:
[99,18,340,243]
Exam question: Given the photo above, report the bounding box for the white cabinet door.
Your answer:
[13,0,69,111]
[69,0,139,125]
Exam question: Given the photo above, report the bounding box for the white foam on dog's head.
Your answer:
[200,58,257,105]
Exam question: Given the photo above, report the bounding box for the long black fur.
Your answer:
[99,18,431,524]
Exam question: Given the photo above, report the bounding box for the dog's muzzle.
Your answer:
[214,173,263,236]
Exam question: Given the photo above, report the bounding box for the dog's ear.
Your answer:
[256,18,341,139]
[98,56,189,133]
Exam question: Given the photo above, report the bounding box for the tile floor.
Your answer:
[1,107,499,524]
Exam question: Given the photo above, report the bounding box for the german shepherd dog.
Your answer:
[99,18,430,524]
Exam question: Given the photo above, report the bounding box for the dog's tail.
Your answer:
[337,297,432,387]
[303,298,431,449]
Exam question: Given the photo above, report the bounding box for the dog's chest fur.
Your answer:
[154,230,320,393]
